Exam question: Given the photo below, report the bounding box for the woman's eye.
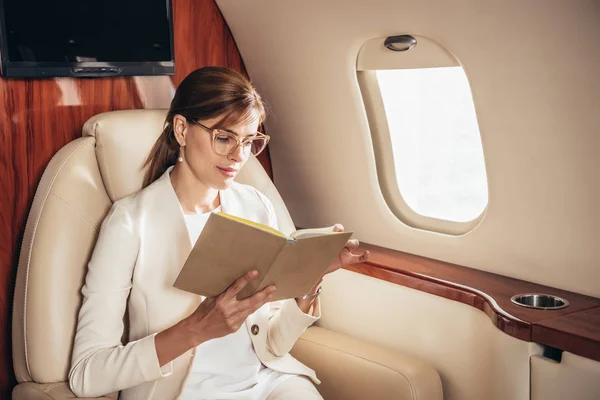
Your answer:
[216,135,232,143]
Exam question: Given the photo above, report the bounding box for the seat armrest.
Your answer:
[291,326,443,400]
[13,382,117,400]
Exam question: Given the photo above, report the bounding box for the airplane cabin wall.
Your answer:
[216,0,600,298]
[322,270,539,400]
[216,1,600,398]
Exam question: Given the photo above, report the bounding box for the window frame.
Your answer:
[356,36,489,235]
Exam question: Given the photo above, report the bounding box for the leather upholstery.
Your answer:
[13,137,112,384]
[12,109,442,399]
[13,382,116,400]
[291,327,443,400]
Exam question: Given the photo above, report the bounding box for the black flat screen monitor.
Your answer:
[0,0,174,78]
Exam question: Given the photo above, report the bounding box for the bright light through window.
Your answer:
[376,67,488,223]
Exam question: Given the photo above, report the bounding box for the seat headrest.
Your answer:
[82,109,167,202]
[81,109,296,234]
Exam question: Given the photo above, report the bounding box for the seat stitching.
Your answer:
[48,193,101,230]
[42,382,63,392]
[93,121,116,201]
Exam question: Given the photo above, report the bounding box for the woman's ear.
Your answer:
[172,114,188,146]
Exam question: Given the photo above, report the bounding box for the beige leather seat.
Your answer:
[12,109,443,400]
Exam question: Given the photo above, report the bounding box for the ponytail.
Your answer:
[142,118,179,188]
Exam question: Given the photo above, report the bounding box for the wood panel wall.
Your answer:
[0,1,266,397]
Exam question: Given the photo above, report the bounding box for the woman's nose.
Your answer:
[228,143,246,162]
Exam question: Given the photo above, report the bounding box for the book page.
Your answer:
[290,226,336,239]
[217,212,287,238]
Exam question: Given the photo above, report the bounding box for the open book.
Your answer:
[173,212,353,301]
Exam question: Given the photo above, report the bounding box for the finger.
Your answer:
[237,285,276,311]
[232,291,271,327]
[344,239,360,251]
[240,285,276,310]
[361,250,370,262]
[224,270,259,299]
[344,251,369,266]
[333,224,344,232]
[238,293,272,320]
[353,250,369,263]
[249,293,274,314]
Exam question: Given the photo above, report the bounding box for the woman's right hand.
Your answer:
[186,270,276,344]
[155,270,275,366]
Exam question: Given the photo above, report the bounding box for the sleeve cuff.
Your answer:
[267,298,321,356]
[147,334,174,378]
[284,298,321,325]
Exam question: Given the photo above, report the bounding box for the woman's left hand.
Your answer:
[324,224,370,275]
[296,224,370,312]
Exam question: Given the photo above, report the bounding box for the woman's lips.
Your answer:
[217,167,238,177]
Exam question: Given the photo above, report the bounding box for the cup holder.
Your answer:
[510,293,570,310]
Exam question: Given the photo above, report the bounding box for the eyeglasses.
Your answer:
[187,118,270,157]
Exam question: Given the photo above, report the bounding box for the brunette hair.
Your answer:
[142,66,266,187]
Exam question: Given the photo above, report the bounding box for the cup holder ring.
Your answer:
[510,293,570,310]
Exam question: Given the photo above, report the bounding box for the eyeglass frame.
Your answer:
[185,118,270,157]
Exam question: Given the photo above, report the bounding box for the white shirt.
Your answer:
[179,207,294,400]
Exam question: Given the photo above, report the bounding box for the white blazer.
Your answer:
[69,167,320,400]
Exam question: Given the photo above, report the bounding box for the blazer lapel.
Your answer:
[152,167,193,279]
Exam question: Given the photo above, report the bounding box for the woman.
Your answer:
[68,67,369,400]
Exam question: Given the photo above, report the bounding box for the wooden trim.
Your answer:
[533,307,600,363]
[345,243,600,359]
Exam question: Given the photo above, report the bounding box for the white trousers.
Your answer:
[266,376,323,400]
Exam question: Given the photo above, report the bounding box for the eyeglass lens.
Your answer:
[213,132,267,156]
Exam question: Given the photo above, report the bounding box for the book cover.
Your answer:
[173,212,352,301]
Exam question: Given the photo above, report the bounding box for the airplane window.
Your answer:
[375,67,488,223]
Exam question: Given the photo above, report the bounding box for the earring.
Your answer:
[178,145,184,163]
[178,156,183,163]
